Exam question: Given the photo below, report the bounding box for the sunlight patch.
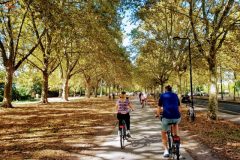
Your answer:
[33,149,71,159]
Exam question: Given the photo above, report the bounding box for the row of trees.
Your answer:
[133,0,240,120]
[0,0,133,107]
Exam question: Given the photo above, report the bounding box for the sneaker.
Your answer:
[126,130,132,138]
[163,149,169,157]
[126,133,132,138]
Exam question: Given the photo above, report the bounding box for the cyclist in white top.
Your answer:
[116,91,134,137]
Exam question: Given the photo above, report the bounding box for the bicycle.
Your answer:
[167,122,180,160]
[119,119,127,149]
[156,114,180,159]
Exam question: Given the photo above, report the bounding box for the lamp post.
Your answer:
[173,36,195,122]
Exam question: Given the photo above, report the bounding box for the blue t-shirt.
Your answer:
[158,91,180,119]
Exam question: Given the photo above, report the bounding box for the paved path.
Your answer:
[81,99,193,160]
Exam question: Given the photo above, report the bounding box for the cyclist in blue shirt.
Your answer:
[156,85,181,157]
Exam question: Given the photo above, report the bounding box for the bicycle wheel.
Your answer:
[167,132,173,155]
[173,137,180,160]
[120,128,124,149]
[120,120,127,149]
[175,143,180,160]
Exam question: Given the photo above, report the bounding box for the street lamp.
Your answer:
[173,36,195,122]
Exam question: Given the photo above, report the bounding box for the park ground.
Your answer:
[0,96,239,160]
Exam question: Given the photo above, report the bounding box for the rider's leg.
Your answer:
[125,113,130,130]
[161,131,168,150]
[125,113,132,137]
[172,118,181,136]
[117,113,123,130]
[172,124,179,136]
[161,118,170,156]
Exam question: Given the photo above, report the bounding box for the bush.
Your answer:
[0,83,21,101]
[0,95,3,102]
[48,90,59,97]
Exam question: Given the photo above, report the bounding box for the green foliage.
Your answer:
[0,83,20,101]
[235,81,240,92]
[0,70,4,83]
[31,78,42,95]
[15,66,42,100]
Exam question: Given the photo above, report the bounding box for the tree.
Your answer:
[137,39,173,93]
[0,1,45,107]
[134,0,191,94]
[217,29,240,100]
[188,0,240,119]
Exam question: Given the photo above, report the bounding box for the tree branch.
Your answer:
[7,14,14,61]
[14,0,32,58]
[0,1,10,5]
[14,29,46,70]
[49,61,60,75]
[212,0,234,37]
[0,40,7,65]
[26,59,43,72]
[202,0,209,37]
[30,10,45,52]
[189,0,204,54]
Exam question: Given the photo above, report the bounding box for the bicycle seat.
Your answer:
[167,122,177,125]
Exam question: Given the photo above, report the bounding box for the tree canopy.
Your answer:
[0,0,240,121]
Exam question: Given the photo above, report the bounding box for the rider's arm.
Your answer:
[157,106,163,115]
[156,97,163,117]
[178,98,181,113]
[115,100,119,112]
[128,103,134,111]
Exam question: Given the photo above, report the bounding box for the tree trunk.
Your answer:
[108,86,111,99]
[184,77,190,94]
[105,86,108,96]
[94,80,100,98]
[220,65,224,100]
[85,82,91,98]
[94,87,98,98]
[73,89,76,97]
[160,83,164,93]
[228,83,231,98]
[100,79,103,97]
[58,68,63,97]
[62,78,69,101]
[233,72,236,101]
[177,72,182,98]
[41,71,49,103]
[58,88,62,98]
[1,67,14,108]
[207,59,218,120]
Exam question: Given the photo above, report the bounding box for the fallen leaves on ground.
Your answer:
[0,97,117,159]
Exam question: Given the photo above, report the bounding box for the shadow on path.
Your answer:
[80,99,193,160]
